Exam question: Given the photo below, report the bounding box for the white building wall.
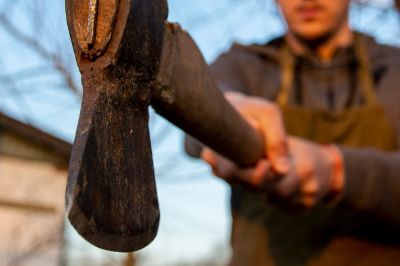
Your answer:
[0,156,67,266]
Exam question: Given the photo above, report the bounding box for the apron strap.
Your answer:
[277,45,295,106]
[277,34,378,107]
[354,33,379,106]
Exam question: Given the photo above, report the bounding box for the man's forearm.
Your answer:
[340,147,400,223]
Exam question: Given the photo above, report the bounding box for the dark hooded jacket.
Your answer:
[185,33,400,266]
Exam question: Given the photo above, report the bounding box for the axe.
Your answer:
[66,0,264,252]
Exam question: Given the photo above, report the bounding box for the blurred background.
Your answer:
[0,0,399,265]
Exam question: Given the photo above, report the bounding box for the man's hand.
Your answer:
[224,92,291,175]
[201,92,344,207]
[287,137,344,207]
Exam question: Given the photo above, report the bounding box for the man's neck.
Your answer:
[284,24,354,62]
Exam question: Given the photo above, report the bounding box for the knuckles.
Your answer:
[261,102,280,116]
[225,92,282,118]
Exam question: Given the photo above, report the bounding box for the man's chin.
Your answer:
[292,29,336,48]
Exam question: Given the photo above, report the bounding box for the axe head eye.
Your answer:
[68,0,119,60]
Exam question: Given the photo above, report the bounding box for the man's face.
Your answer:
[276,0,351,42]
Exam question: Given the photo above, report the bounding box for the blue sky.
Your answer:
[0,0,399,265]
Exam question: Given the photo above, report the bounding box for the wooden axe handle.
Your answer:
[152,26,264,166]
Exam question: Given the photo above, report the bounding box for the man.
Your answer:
[179,0,400,265]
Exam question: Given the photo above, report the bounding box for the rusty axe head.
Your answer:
[65,0,168,252]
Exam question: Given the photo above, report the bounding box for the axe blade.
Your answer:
[66,79,159,252]
[65,0,168,252]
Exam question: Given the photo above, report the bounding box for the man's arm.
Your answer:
[340,148,400,223]
[202,93,400,222]
[185,40,400,223]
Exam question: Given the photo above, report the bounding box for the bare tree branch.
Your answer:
[0,12,81,97]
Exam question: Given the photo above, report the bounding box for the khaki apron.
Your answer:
[230,35,399,266]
